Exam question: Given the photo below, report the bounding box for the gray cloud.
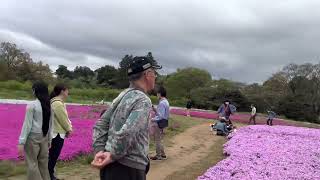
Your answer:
[1,0,320,83]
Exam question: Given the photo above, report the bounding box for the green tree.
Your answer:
[0,42,23,71]
[55,65,73,79]
[115,55,133,88]
[95,65,118,87]
[164,67,212,98]
[73,66,95,84]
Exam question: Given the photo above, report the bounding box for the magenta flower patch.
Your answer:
[198,125,320,180]
[0,103,105,161]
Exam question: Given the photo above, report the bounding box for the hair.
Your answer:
[128,72,144,82]
[32,81,51,136]
[50,83,68,99]
[157,86,167,97]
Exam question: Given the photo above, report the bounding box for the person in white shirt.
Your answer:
[248,104,257,125]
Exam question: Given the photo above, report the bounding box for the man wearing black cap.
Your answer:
[92,56,161,180]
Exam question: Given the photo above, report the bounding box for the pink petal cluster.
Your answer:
[198,125,320,180]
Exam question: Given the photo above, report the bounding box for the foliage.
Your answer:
[164,67,212,98]
[0,42,54,82]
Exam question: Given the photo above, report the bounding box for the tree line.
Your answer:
[1,41,319,123]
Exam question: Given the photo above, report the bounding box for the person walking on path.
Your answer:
[92,56,161,180]
[18,81,52,180]
[248,104,257,125]
[150,86,170,160]
[48,84,72,180]
[267,110,276,126]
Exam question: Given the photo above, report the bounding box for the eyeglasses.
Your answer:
[145,70,157,78]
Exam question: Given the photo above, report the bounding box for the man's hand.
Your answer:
[91,151,113,169]
[18,145,24,159]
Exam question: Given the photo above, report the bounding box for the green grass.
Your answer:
[165,136,226,180]
[0,80,121,103]
[0,161,26,178]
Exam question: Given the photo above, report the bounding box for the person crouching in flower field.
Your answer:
[213,118,229,136]
[18,81,52,180]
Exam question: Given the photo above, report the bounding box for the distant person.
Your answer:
[18,81,52,180]
[213,119,230,136]
[150,86,170,160]
[248,104,257,125]
[186,98,192,117]
[267,110,276,126]
[92,56,161,180]
[48,84,72,180]
[217,100,237,124]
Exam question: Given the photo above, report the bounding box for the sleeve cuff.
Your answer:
[93,146,106,155]
[18,140,25,145]
[110,153,121,161]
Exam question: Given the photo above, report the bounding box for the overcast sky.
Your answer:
[1,0,320,83]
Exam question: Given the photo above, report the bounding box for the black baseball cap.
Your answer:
[127,56,162,76]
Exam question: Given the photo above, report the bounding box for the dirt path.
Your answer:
[7,122,220,180]
[147,122,219,180]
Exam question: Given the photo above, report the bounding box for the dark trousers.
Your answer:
[267,118,273,126]
[249,115,256,125]
[48,134,65,179]
[100,161,146,180]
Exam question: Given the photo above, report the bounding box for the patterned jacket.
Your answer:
[93,88,152,170]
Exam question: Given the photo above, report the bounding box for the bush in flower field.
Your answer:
[198,125,320,180]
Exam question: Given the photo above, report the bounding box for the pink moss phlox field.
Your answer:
[198,125,320,180]
[0,103,312,161]
[170,108,292,126]
[0,103,106,161]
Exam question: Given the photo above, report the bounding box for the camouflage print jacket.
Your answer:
[93,88,152,170]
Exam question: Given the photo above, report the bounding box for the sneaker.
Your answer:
[161,155,167,159]
[150,156,163,160]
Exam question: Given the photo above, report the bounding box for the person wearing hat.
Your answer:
[92,56,161,180]
[217,100,237,124]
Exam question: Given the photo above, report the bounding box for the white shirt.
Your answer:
[251,107,257,116]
